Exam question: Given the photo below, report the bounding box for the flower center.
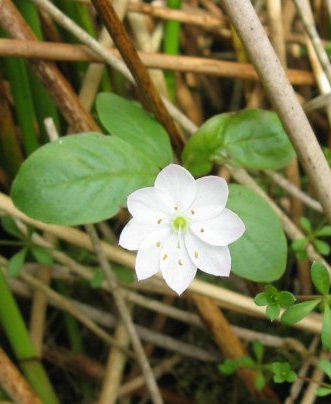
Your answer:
[172,216,188,231]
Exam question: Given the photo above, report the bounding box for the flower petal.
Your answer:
[127,186,173,224]
[154,164,196,211]
[185,232,231,276]
[119,219,160,251]
[188,176,228,220]
[160,233,197,295]
[191,208,245,246]
[135,228,171,280]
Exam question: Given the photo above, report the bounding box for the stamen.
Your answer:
[174,206,178,211]
[190,209,195,215]
[200,228,205,233]
[178,259,183,266]
[156,241,161,247]
[162,254,168,260]
[157,218,162,224]
[194,251,199,258]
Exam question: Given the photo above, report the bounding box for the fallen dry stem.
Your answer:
[85,224,163,404]
[0,39,315,86]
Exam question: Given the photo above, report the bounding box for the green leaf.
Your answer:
[90,268,105,289]
[112,265,135,284]
[300,217,312,233]
[31,246,53,265]
[252,341,264,362]
[96,93,173,168]
[266,303,280,321]
[278,291,296,308]
[318,360,331,379]
[311,262,330,295]
[254,292,268,306]
[218,358,242,375]
[182,109,295,175]
[316,387,331,397]
[227,185,287,282]
[271,362,297,383]
[291,238,307,252]
[11,133,158,225]
[8,248,28,277]
[322,303,331,350]
[1,216,21,239]
[314,239,330,256]
[254,372,266,390]
[316,225,331,237]
[281,300,321,324]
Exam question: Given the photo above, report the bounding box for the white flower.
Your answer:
[119,164,245,295]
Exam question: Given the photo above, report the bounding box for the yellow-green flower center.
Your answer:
[173,216,188,231]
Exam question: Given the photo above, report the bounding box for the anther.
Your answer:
[190,209,195,215]
[174,206,178,211]
[162,254,168,260]
[178,259,183,266]
[200,228,205,233]
[156,241,161,247]
[157,218,162,224]
[194,251,199,258]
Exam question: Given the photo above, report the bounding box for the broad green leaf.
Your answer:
[8,248,27,277]
[11,133,158,225]
[182,109,295,175]
[311,262,330,295]
[96,93,173,168]
[318,360,331,379]
[281,300,321,324]
[227,185,287,282]
[31,246,53,265]
[322,303,331,350]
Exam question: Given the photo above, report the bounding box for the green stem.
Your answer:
[0,269,59,403]
[163,0,182,101]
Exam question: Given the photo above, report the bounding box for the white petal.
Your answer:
[191,208,245,246]
[154,164,196,211]
[127,187,173,224]
[160,233,197,295]
[119,219,160,251]
[188,176,228,220]
[135,228,171,280]
[185,231,231,276]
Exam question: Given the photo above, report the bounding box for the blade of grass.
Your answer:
[0,268,59,403]
[14,0,61,141]
[0,40,40,155]
[163,0,182,100]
